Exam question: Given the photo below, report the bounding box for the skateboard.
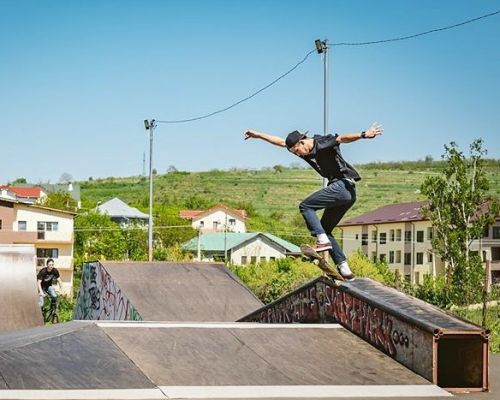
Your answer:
[300,244,345,282]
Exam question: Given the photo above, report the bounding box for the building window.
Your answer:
[416,252,424,264]
[0,219,2,230]
[260,256,266,263]
[46,222,58,231]
[417,231,424,243]
[493,227,500,239]
[404,274,411,282]
[427,227,434,240]
[241,256,247,265]
[380,253,386,262]
[379,232,387,245]
[355,234,359,240]
[199,221,204,228]
[396,250,401,263]
[371,252,377,263]
[37,221,45,239]
[483,226,489,238]
[213,221,219,230]
[404,231,412,243]
[270,257,276,261]
[36,248,59,266]
[389,251,394,264]
[361,233,368,246]
[18,221,27,231]
[229,218,236,226]
[404,253,411,265]
[250,256,257,264]
[428,253,433,263]
[390,229,395,242]
[371,230,377,243]
[396,229,402,241]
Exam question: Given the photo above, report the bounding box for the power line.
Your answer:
[156,49,316,124]
[332,10,500,46]
[153,10,498,125]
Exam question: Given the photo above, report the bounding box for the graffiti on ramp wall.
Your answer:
[74,261,142,321]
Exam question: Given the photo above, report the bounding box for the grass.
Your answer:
[451,306,500,353]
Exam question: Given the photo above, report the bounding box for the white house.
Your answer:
[183,232,299,264]
[180,204,247,233]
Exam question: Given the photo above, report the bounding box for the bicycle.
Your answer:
[40,292,60,324]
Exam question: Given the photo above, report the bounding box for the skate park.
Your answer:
[1,255,499,399]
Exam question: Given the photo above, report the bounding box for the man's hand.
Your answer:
[364,122,383,139]
[244,129,261,140]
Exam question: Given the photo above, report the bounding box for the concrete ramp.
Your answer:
[240,277,489,392]
[0,245,43,332]
[74,261,263,321]
[0,321,452,399]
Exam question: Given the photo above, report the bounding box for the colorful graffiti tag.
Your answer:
[74,262,142,321]
[244,280,408,358]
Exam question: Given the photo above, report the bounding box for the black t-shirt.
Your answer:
[299,134,361,182]
[37,267,60,290]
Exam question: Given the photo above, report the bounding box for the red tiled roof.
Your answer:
[179,210,204,219]
[179,204,247,221]
[7,186,41,198]
[339,201,428,227]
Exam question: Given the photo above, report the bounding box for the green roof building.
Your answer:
[183,232,300,264]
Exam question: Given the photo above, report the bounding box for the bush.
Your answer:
[229,257,319,303]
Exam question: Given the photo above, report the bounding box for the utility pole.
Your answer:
[144,119,156,262]
[142,152,146,176]
[315,39,329,187]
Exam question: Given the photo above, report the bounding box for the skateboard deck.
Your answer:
[300,244,345,281]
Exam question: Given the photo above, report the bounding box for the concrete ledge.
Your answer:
[0,385,452,399]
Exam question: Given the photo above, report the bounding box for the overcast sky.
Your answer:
[1,0,499,183]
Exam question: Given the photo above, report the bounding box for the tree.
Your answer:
[420,139,499,304]
[74,211,126,265]
[59,172,73,183]
[41,191,77,211]
[12,177,27,184]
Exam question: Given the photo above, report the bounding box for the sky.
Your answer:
[1,0,499,183]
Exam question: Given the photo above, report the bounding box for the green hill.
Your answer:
[80,160,500,245]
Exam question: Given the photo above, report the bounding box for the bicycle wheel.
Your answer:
[50,312,59,324]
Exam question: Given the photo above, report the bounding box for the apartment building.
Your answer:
[339,201,500,285]
[0,198,76,296]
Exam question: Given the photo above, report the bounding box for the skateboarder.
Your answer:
[244,123,383,280]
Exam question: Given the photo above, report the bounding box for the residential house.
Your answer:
[0,198,76,296]
[0,186,42,204]
[338,201,500,285]
[97,197,149,226]
[180,204,247,233]
[183,232,299,264]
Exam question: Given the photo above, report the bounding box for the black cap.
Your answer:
[285,130,306,148]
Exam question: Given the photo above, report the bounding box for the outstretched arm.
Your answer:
[337,122,383,144]
[244,129,286,147]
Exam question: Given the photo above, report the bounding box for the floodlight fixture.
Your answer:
[315,39,324,54]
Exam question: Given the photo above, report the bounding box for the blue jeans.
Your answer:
[43,286,58,302]
[299,178,356,265]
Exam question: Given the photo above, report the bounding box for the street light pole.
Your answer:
[315,39,329,188]
[144,119,156,262]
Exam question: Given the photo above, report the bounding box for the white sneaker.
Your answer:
[337,261,355,281]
